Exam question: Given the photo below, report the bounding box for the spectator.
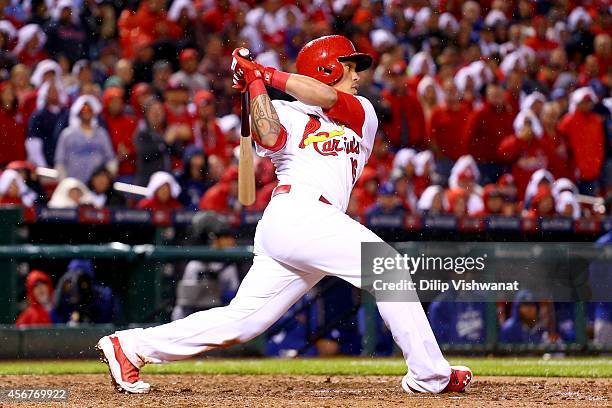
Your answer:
[54,95,117,182]
[412,150,436,197]
[52,259,117,324]
[164,79,195,148]
[175,145,210,210]
[0,20,17,72]
[172,212,240,320]
[524,16,558,60]
[540,102,572,179]
[137,171,182,210]
[0,80,26,166]
[129,82,153,119]
[497,173,518,215]
[117,0,181,59]
[30,59,63,88]
[390,168,417,213]
[474,184,505,216]
[151,60,172,97]
[87,165,126,208]
[350,167,379,218]
[381,61,426,149]
[167,0,198,43]
[464,83,515,184]
[14,24,47,66]
[498,109,551,197]
[48,177,94,208]
[199,166,240,214]
[444,187,469,217]
[43,0,88,63]
[0,168,35,206]
[101,87,137,180]
[251,157,278,212]
[392,147,416,179]
[15,269,53,327]
[527,184,555,218]
[499,290,546,344]
[427,79,470,179]
[566,7,595,63]
[417,185,444,215]
[10,64,33,106]
[524,169,555,208]
[365,182,406,219]
[170,48,209,94]
[134,99,183,186]
[6,160,47,204]
[448,155,484,215]
[104,58,133,91]
[192,90,230,160]
[559,87,605,195]
[416,76,441,121]
[26,80,67,168]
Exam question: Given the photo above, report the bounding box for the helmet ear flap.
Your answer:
[320,60,344,84]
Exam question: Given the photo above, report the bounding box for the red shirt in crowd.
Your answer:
[542,131,572,180]
[102,109,138,177]
[427,102,470,161]
[0,83,26,166]
[199,167,238,213]
[381,89,426,149]
[200,5,237,33]
[464,102,515,163]
[194,119,230,160]
[15,270,53,327]
[558,110,605,181]
[350,167,378,218]
[118,2,181,57]
[497,134,554,200]
[165,104,196,141]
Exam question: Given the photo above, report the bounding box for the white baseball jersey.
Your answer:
[255,95,378,212]
[114,91,452,395]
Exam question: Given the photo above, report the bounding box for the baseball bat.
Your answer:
[238,90,256,206]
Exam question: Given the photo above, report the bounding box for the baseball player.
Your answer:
[96,35,472,395]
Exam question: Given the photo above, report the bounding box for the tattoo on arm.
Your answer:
[251,94,281,146]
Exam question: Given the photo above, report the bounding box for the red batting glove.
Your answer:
[231,48,263,92]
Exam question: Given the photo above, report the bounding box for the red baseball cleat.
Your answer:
[402,365,473,394]
[441,365,473,393]
[96,335,150,394]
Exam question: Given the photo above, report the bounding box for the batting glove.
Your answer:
[231,48,263,92]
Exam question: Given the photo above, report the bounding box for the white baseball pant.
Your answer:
[116,186,451,393]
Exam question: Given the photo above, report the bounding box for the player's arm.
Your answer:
[232,50,287,151]
[262,66,366,137]
[262,68,337,109]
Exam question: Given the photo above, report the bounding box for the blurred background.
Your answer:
[0,0,610,359]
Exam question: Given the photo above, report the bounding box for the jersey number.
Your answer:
[350,157,358,185]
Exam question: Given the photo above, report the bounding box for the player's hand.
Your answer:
[231,48,263,92]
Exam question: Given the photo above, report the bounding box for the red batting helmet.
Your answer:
[296,35,372,85]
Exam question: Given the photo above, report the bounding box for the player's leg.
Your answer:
[258,197,452,393]
[115,255,322,366]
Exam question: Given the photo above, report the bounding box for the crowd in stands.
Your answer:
[15,260,118,326]
[0,0,610,221]
[16,262,611,347]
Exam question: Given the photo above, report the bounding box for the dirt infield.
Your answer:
[0,374,610,407]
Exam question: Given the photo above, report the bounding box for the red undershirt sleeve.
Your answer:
[251,125,288,153]
[323,91,365,137]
